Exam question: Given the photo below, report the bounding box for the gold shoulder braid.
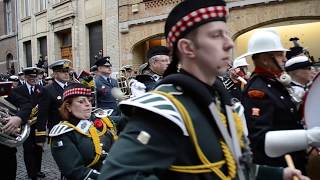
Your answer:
[61,121,104,167]
[153,91,245,179]
[101,117,118,141]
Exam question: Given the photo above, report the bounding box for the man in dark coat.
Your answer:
[94,57,119,115]
[14,67,46,179]
[239,30,307,174]
[17,71,25,86]
[37,59,71,132]
[0,81,32,180]
[97,1,308,180]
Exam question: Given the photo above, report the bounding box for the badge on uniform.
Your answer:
[248,90,265,99]
[76,120,91,134]
[137,131,151,145]
[101,85,105,89]
[57,96,62,100]
[57,141,64,147]
[251,108,261,117]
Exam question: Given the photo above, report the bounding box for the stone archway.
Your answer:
[6,53,14,75]
[228,0,320,37]
[119,21,166,66]
[227,0,320,59]
[131,33,166,67]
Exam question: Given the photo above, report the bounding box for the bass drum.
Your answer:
[304,73,320,129]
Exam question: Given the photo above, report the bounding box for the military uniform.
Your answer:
[1,82,32,180]
[220,75,244,103]
[133,46,170,92]
[18,83,46,179]
[94,57,119,115]
[49,113,117,180]
[95,75,119,115]
[37,80,64,131]
[135,73,160,92]
[14,67,47,179]
[98,73,284,180]
[242,72,306,172]
[37,59,71,131]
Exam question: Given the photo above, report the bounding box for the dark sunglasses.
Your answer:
[55,69,70,73]
[302,67,312,70]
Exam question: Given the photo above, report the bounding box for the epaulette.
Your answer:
[49,123,74,137]
[119,85,188,136]
[247,89,266,99]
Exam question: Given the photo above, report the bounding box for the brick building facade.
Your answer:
[0,0,18,75]
[119,0,320,69]
[17,0,119,73]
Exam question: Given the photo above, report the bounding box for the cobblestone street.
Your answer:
[16,144,60,180]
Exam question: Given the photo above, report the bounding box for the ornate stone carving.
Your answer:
[145,0,182,9]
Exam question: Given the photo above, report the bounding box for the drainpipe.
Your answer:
[15,0,21,71]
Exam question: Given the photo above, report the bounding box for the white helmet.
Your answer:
[233,58,249,69]
[237,29,288,59]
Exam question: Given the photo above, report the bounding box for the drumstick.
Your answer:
[285,154,299,180]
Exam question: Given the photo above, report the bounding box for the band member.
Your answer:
[240,30,307,173]
[8,75,20,88]
[97,1,307,180]
[94,57,119,115]
[221,58,249,102]
[37,59,71,132]
[285,55,317,102]
[49,83,117,180]
[38,68,46,87]
[17,71,25,86]
[0,82,32,180]
[15,67,46,179]
[44,76,54,86]
[136,46,170,91]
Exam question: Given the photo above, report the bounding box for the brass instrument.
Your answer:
[0,97,30,147]
[117,75,131,96]
[116,65,135,99]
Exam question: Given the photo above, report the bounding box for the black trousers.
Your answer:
[23,126,43,178]
[0,144,17,180]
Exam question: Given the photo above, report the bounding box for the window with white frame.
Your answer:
[39,0,48,12]
[5,0,13,34]
[22,0,31,17]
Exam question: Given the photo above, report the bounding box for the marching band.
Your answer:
[0,0,320,180]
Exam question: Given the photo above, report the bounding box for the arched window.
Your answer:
[4,0,13,34]
[6,53,14,74]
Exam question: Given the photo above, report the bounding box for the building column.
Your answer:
[105,0,120,71]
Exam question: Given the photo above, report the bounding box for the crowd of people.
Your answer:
[1,0,320,180]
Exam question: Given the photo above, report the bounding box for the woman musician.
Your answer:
[49,83,118,180]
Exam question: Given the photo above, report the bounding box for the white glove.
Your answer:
[265,127,320,158]
[130,79,146,97]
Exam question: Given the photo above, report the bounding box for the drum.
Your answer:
[304,73,320,129]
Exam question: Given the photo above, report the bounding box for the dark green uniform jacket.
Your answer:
[98,72,283,180]
[49,115,116,180]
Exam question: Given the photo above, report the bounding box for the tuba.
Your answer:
[0,82,30,147]
[0,97,30,148]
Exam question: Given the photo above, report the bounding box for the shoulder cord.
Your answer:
[62,121,103,167]
[101,117,118,141]
[152,91,237,179]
